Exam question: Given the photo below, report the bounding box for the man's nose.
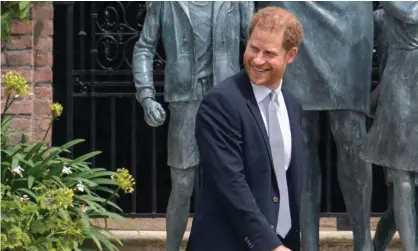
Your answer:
[253,52,265,65]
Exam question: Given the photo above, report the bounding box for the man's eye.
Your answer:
[266,52,275,57]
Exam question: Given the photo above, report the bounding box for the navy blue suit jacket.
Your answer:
[186,70,304,251]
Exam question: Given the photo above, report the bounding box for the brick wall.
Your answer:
[1,2,54,144]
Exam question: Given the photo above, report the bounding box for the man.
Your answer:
[132,2,253,251]
[187,7,304,251]
[256,2,375,250]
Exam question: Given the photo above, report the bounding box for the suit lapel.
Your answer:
[241,72,273,165]
[247,99,272,158]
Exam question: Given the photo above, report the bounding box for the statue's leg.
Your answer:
[328,110,373,251]
[300,111,321,251]
[391,170,416,251]
[373,183,396,251]
[166,166,196,251]
[165,101,200,251]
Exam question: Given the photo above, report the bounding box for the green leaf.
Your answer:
[19,134,27,144]
[60,139,85,150]
[13,155,34,168]
[50,176,67,188]
[80,170,115,180]
[88,228,119,251]
[15,188,38,200]
[1,116,12,132]
[63,177,98,187]
[24,142,45,161]
[45,164,64,179]
[106,211,140,232]
[71,151,102,164]
[105,200,123,212]
[58,208,69,220]
[89,186,119,196]
[89,178,116,186]
[27,150,62,177]
[11,156,19,169]
[88,233,103,251]
[28,175,34,189]
[18,1,30,19]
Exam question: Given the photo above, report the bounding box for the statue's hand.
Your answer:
[142,98,166,127]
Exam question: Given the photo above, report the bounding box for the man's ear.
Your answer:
[286,47,298,64]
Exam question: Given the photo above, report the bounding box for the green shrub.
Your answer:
[1,1,31,39]
[1,71,137,251]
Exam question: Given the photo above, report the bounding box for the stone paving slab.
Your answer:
[85,230,401,251]
[91,217,380,231]
[85,217,402,251]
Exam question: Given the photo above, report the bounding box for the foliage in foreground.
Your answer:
[1,71,137,251]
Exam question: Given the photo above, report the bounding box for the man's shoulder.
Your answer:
[204,71,246,101]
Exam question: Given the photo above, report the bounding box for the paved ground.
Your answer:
[85,217,402,251]
[91,217,381,231]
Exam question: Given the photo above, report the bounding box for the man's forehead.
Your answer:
[252,25,284,38]
[250,27,284,43]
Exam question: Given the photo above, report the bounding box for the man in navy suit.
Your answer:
[186,7,304,251]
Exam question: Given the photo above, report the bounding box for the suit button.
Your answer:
[273,196,279,203]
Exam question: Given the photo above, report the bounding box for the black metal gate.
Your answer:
[52,1,388,219]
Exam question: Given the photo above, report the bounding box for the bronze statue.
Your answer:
[132,2,254,250]
[360,2,418,251]
[256,2,375,250]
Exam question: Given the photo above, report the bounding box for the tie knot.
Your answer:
[269,91,277,102]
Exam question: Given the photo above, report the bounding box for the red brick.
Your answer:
[32,4,54,20]
[33,69,52,83]
[8,117,32,133]
[34,53,52,67]
[34,85,52,99]
[5,52,33,66]
[33,100,52,115]
[32,131,51,144]
[7,133,30,145]
[34,37,52,51]
[1,68,33,83]
[33,20,53,36]
[11,21,33,35]
[1,53,6,65]
[5,36,33,50]
[1,100,33,115]
[33,117,52,131]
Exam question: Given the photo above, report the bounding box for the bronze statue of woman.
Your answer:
[360,2,418,251]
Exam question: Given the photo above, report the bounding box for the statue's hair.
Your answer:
[249,6,303,51]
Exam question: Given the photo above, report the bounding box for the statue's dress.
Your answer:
[361,6,418,184]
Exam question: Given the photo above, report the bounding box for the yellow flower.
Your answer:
[55,188,74,209]
[2,71,31,97]
[39,188,74,210]
[111,168,135,194]
[50,103,63,118]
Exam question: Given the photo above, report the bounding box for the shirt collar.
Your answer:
[250,79,283,104]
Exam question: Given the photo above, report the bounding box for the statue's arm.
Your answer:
[380,1,418,24]
[132,2,162,106]
[239,1,255,41]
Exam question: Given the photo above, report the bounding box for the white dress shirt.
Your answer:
[251,81,292,171]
